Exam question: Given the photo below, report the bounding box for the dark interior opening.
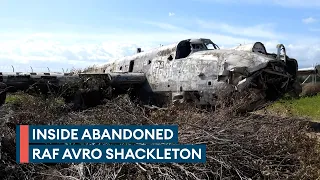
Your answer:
[175,40,191,59]
[129,60,134,72]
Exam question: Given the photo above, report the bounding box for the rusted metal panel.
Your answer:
[108,72,146,85]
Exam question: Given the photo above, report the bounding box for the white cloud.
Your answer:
[0,19,319,72]
[286,44,320,66]
[0,35,149,72]
[302,17,317,24]
[169,12,175,16]
[196,20,280,39]
[0,31,243,71]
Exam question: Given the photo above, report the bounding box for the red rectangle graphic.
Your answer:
[20,125,29,163]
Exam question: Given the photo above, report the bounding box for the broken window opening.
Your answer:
[202,38,220,49]
[192,44,205,50]
[129,60,134,72]
[205,44,215,50]
[175,41,191,59]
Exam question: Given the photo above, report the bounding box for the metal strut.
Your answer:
[276,44,286,62]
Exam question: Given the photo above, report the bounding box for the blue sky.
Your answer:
[0,0,320,72]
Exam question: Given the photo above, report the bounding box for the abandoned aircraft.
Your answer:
[0,38,300,109]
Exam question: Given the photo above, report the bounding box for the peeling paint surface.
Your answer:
[0,38,299,106]
[84,38,299,105]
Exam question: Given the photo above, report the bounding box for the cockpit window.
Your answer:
[175,39,220,59]
[192,44,205,50]
[205,43,215,49]
[201,39,220,50]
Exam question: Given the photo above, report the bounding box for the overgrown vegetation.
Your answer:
[0,92,320,180]
[267,94,320,121]
[267,83,320,121]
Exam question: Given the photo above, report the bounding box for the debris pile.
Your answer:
[0,93,319,180]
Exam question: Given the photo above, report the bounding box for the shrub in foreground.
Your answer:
[0,93,319,179]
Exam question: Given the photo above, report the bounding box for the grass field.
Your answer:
[267,94,320,121]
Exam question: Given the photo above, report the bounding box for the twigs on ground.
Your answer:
[0,93,319,179]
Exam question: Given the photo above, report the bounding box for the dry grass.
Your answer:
[301,83,320,97]
[0,93,320,180]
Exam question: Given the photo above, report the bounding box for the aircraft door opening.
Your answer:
[129,60,134,72]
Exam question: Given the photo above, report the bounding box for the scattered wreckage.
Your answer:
[0,38,301,110]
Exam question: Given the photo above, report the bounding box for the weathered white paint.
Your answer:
[231,42,267,54]
[0,38,299,106]
[82,38,297,105]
